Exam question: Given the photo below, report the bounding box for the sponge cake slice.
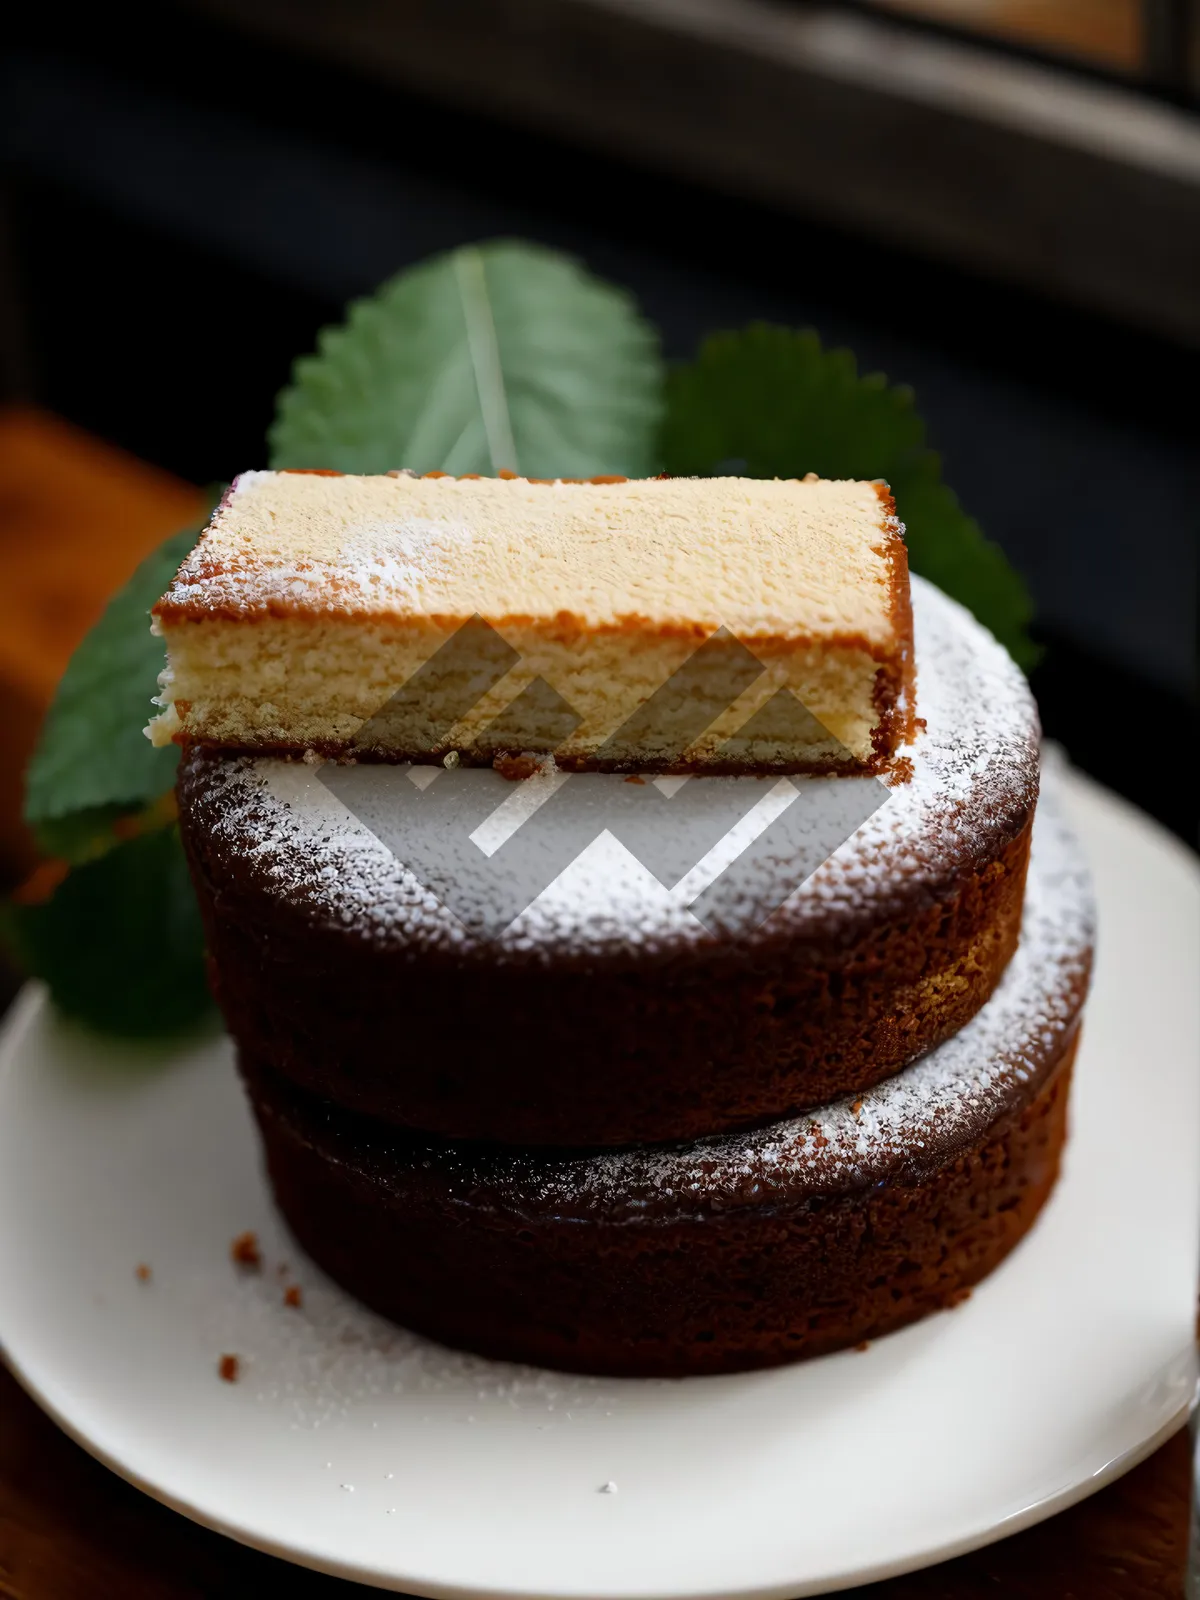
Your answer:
[149,470,914,773]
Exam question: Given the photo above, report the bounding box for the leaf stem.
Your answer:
[454,246,518,475]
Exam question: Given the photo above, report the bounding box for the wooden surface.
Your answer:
[0,1361,1190,1597]
[0,405,205,879]
[868,0,1143,71]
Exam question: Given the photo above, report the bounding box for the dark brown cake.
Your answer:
[179,579,1039,1147]
[239,788,1091,1377]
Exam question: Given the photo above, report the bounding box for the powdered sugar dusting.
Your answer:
[161,474,477,613]
[181,578,1038,960]
[384,768,1092,1220]
[176,1256,639,1431]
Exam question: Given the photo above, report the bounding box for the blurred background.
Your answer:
[1,0,1197,901]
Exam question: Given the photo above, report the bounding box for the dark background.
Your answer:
[2,1,1197,839]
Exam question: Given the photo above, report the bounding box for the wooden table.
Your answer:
[0,1364,1190,1597]
[0,406,205,881]
[0,413,1192,1594]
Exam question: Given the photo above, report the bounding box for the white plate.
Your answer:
[1,769,1197,1598]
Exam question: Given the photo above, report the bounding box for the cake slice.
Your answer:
[149,470,914,772]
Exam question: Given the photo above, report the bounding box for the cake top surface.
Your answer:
[154,470,905,643]
[179,576,1039,961]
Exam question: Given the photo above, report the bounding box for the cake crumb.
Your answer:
[623,775,645,785]
[134,1263,152,1283]
[284,1284,304,1309]
[493,753,541,782]
[888,756,914,787]
[946,1287,973,1309]
[231,1231,262,1269]
[442,749,460,769]
[854,1340,871,1353]
[598,1481,618,1494]
[850,1099,864,1117]
[218,1354,240,1383]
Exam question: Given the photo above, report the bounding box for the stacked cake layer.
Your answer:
[165,472,1093,1377]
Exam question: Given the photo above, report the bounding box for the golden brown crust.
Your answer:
[154,607,914,660]
[174,732,897,777]
[868,480,917,765]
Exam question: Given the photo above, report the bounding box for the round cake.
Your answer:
[179,579,1039,1147]
[240,784,1092,1377]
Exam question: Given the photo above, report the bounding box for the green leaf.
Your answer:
[269,240,663,478]
[33,804,138,865]
[660,325,1038,669]
[24,512,216,857]
[3,826,213,1038]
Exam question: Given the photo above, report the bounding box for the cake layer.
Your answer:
[151,470,913,773]
[179,578,1039,1146]
[241,786,1092,1377]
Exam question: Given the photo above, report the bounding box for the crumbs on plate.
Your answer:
[230,1230,262,1269]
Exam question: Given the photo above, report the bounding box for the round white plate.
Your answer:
[1,769,1197,1598]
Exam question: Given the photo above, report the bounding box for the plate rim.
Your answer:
[0,1307,1190,1600]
